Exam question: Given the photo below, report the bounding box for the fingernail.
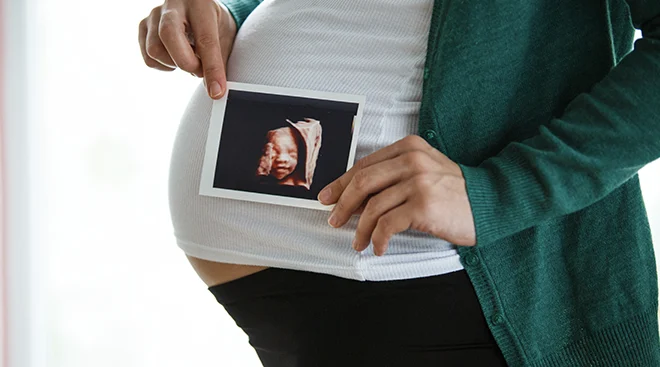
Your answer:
[328,213,338,227]
[352,239,360,251]
[318,187,331,204]
[209,81,223,98]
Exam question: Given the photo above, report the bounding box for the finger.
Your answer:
[145,8,178,69]
[318,135,433,205]
[371,203,414,256]
[159,7,202,74]
[328,153,425,228]
[189,3,227,99]
[139,18,176,71]
[353,200,368,216]
[353,182,410,252]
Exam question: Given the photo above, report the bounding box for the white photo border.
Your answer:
[199,81,366,211]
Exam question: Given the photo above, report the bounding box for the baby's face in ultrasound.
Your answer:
[267,128,299,180]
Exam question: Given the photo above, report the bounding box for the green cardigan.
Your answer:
[221,0,660,365]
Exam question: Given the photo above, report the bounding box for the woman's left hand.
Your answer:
[318,135,476,256]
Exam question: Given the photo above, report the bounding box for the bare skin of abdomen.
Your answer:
[186,255,270,287]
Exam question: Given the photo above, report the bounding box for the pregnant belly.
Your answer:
[175,1,435,286]
[187,255,270,287]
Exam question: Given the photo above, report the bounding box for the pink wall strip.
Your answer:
[0,0,7,364]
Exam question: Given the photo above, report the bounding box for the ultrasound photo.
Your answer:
[200,82,365,210]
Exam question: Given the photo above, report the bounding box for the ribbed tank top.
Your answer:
[168,0,465,281]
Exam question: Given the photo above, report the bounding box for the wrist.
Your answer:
[214,1,238,38]
[212,0,237,61]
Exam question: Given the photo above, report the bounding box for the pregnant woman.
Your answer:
[138,0,660,366]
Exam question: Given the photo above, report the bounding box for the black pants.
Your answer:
[209,268,508,367]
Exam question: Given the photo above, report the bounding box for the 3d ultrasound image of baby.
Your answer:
[256,118,323,190]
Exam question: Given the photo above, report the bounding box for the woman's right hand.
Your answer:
[138,0,237,99]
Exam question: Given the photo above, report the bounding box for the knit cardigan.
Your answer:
[220,0,660,365]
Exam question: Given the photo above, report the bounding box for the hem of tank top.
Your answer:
[357,258,466,282]
[176,238,365,273]
[176,238,466,282]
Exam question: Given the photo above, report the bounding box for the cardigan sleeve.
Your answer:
[457,1,660,247]
[218,0,263,28]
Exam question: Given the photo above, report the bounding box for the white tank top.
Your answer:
[168,0,464,281]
